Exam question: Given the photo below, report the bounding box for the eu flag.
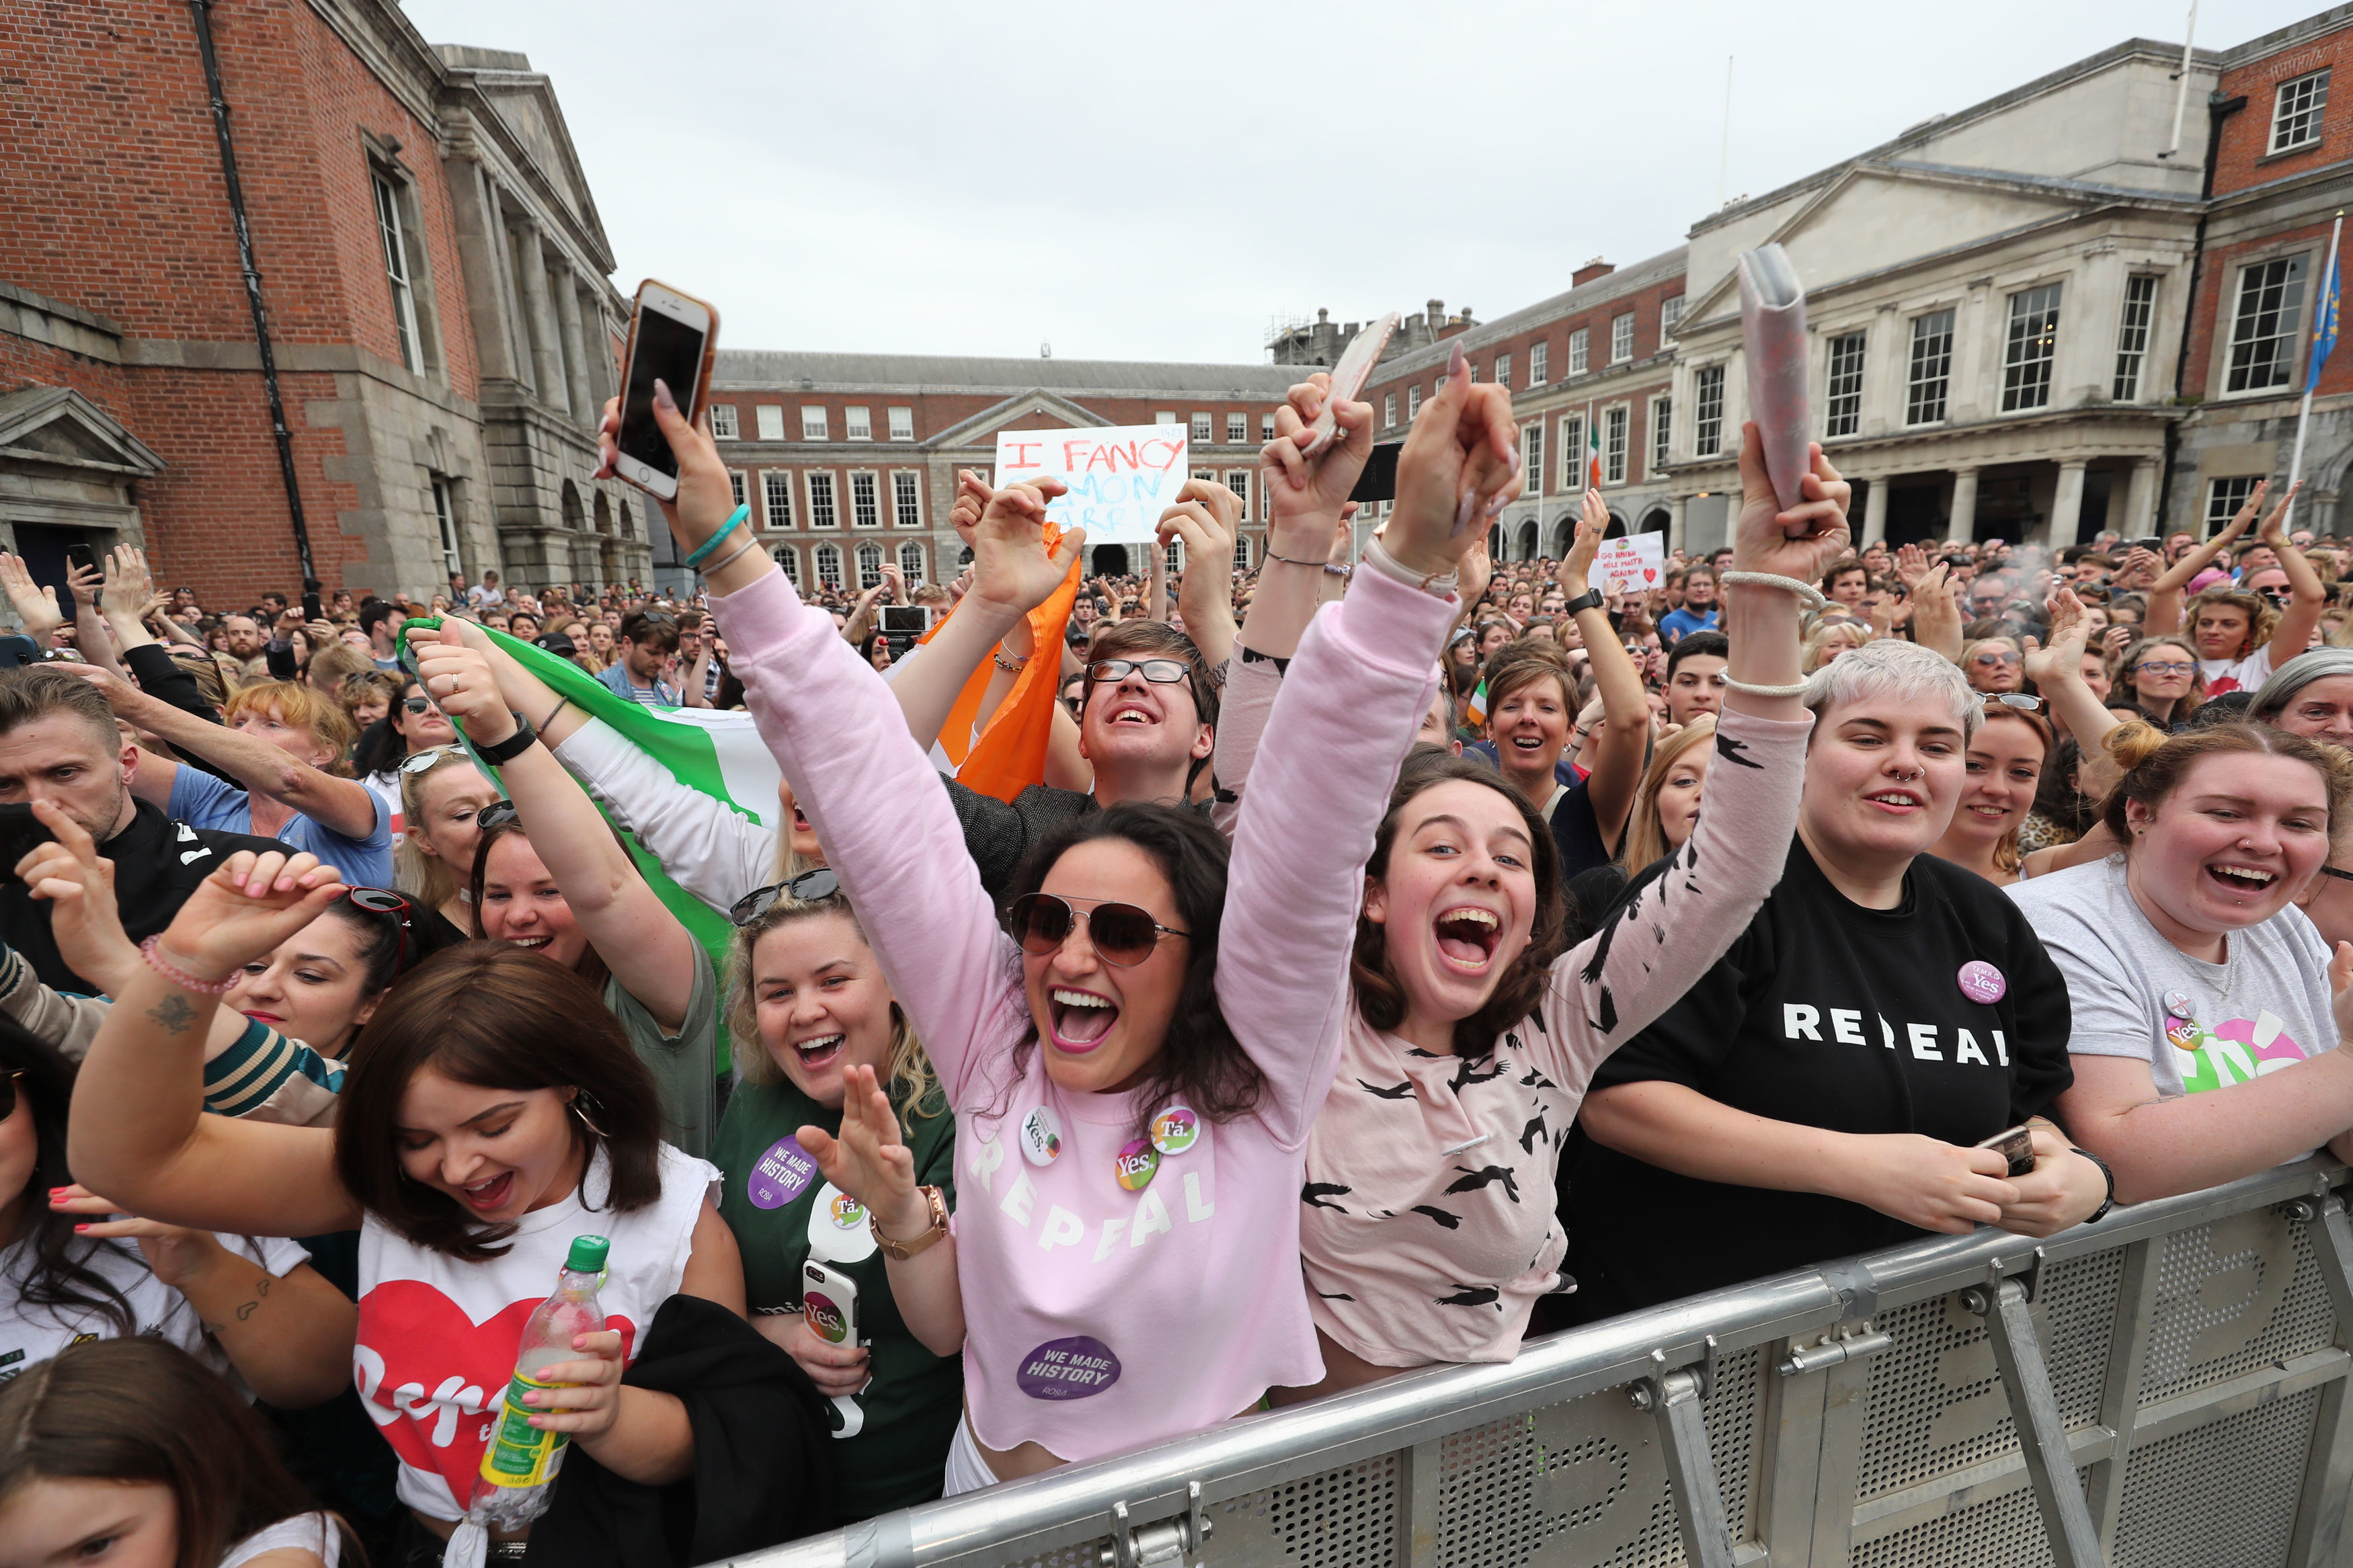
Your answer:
[2311,248,2340,394]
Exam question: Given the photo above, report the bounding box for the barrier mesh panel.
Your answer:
[2113,1385,2318,1568]
[1850,1481,2057,1568]
[1218,1455,1399,1568]
[1706,1346,1766,1545]
[2142,1211,2330,1401]
[1007,1542,1110,1568]
[1855,1251,2119,1499]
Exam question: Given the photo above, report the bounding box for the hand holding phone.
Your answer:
[612,280,719,502]
[1299,312,1399,459]
[803,1260,867,1439]
[1973,1124,2038,1178]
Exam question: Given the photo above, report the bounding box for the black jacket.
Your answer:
[524,1294,836,1568]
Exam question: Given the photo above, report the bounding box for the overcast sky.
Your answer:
[399,0,2312,366]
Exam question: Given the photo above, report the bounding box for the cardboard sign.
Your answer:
[1592,534,1666,597]
[993,426,1189,544]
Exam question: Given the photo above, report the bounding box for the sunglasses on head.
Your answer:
[398,745,465,774]
[477,799,521,830]
[344,886,414,977]
[1985,692,2045,712]
[729,868,842,925]
[1007,891,1189,968]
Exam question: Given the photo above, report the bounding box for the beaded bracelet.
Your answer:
[683,503,752,569]
[140,936,237,995]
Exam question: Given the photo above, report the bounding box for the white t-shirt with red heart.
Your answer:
[352,1144,719,1520]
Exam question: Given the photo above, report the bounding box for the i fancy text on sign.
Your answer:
[994,427,1191,545]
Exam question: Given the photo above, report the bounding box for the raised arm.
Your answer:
[84,668,381,838]
[2261,482,2323,663]
[1560,488,1650,848]
[1162,477,1242,672]
[546,718,776,915]
[413,620,703,1033]
[0,553,63,645]
[2148,481,2265,637]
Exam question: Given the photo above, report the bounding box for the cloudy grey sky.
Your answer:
[399,0,2311,366]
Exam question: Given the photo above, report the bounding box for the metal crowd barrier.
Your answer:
[719,1158,2353,1568]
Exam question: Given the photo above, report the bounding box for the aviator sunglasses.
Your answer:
[1006,891,1189,968]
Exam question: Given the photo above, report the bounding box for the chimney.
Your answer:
[1310,308,1340,364]
[1439,306,1476,340]
[1572,257,1615,288]
[1427,298,1445,335]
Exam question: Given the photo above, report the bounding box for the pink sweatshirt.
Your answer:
[1213,657,1811,1366]
[710,564,1450,1462]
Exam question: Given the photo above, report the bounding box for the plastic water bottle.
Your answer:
[443,1235,610,1565]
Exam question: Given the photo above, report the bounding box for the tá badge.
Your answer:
[1150,1105,1199,1157]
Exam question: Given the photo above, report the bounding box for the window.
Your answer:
[813,542,842,589]
[2270,69,2331,154]
[1384,392,1397,428]
[898,541,925,583]
[1191,413,1212,444]
[762,471,793,530]
[431,477,461,580]
[854,543,884,590]
[891,470,922,528]
[2112,275,2159,402]
[1609,314,1634,364]
[2001,284,2063,412]
[1907,309,1955,425]
[1529,341,1548,385]
[845,406,872,440]
[806,472,838,529]
[1466,360,1479,383]
[1824,331,1868,437]
[709,404,740,440]
[1224,470,1251,520]
[372,171,424,374]
[727,470,746,509]
[1233,532,1251,572]
[756,405,785,442]
[1568,329,1589,375]
[2225,255,2309,394]
[1693,366,1725,456]
[887,406,914,440]
[1261,413,1275,440]
[850,472,881,528]
[1661,295,1686,336]
[1603,406,1629,485]
[2207,476,2261,536]
[1494,353,1511,387]
[1559,412,1585,489]
[1524,423,1544,498]
[1408,384,1423,419]
[774,545,799,585]
[1650,397,1672,474]
[1226,413,1246,444]
[1155,411,1177,424]
[1165,538,1184,575]
[801,406,828,441]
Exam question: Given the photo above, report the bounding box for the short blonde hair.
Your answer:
[223,681,356,775]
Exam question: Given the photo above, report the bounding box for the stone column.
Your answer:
[552,270,593,426]
[484,183,534,395]
[1861,478,1890,547]
[448,163,519,382]
[1948,468,1980,544]
[1952,282,1992,423]
[1669,494,1688,554]
[514,226,568,409]
[2049,460,2089,546]
[2122,458,2159,538]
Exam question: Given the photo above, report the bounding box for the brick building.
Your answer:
[0,0,637,610]
[2172,5,2353,538]
[704,353,1306,590]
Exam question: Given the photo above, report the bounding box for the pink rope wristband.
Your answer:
[139,936,237,995]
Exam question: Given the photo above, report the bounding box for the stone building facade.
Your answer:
[0,0,636,610]
[704,354,1306,589]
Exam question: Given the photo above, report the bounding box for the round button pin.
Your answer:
[1018,1106,1063,1167]
[1114,1137,1159,1192]
[2164,990,2196,1021]
[1150,1105,1199,1157]
[1956,960,2006,1005]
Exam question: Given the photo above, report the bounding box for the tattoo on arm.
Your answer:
[146,994,198,1034]
[233,1272,272,1322]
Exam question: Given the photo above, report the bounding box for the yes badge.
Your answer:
[1956,961,2005,1005]
[1150,1106,1199,1157]
[1114,1137,1158,1192]
[1019,1106,1063,1167]
[806,1182,878,1264]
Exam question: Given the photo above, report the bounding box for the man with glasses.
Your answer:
[598,608,682,706]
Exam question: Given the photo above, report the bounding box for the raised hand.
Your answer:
[966,479,1085,622]
[2258,479,2306,548]
[796,1064,924,1241]
[948,470,990,550]
[104,545,155,616]
[1261,372,1375,559]
[592,383,737,561]
[1558,488,1609,597]
[156,851,346,985]
[410,620,514,744]
[1387,341,1518,581]
[2024,585,2089,690]
[19,798,136,994]
[1156,477,1242,577]
[46,1184,224,1286]
[1728,423,1850,583]
[65,559,101,610]
[0,554,62,642]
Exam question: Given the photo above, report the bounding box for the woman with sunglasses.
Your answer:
[393,747,500,945]
[601,343,1505,1487]
[353,678,462,831]
[712,868,960,1519]
[413,620,721,1158]
[1960,636,2025,696]
[2114,636,2206,731]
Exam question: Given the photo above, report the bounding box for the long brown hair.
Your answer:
[2098,718,2353,844]
[1352,748,1568,1058]
[468,817,613,994]
[334,944,663,1261]
[1618,716,1715,874]
[1975,704,2055,876]
[0,1338,354,1568]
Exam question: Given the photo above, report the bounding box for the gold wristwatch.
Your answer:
[869,1184,949,1260]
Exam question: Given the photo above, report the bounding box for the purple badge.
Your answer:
[747,1134,820,1210]
[1957,960,2006,1005]
[1016,1336,1123,1401]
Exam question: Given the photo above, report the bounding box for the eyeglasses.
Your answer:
[2257,588,2292,605]
[1985,693,2045,712]
[1087,658,1193,686]
[399,745,465,774]
[345,887,414,978]
[403,697,432,714]
[1007,891,1189,968]
[477,799,521,830]
[2136,660,2196,676]
[1972,650,2022,667]
[729,868,842,925]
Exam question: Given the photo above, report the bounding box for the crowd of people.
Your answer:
[2,347,2351,1568]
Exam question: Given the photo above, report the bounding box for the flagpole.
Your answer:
[2287,209,2344,534]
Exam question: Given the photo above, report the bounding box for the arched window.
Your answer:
[856,542,884,589]
[1165,538,1184,575]
[1232,532,1251,573]
[773,544,799,585]
[898,541,925,585]
[814,543,843,589]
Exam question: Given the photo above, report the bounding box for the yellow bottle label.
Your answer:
[477,1370,571,1488]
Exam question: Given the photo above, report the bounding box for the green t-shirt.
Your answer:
[713,1073,961,1520]
[605,946,719,1160]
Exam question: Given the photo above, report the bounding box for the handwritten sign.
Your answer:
[1592,534,1666,597]
[994,425,1190,544]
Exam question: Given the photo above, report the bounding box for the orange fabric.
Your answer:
[919,524,1081,802]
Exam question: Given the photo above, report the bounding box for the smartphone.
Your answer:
[878,605,934,637]
[1349,440,1404,504]
[0,635,38,671]
[302,590,323,623]
[614,280,720,501]
[64,542,98,610]
[802,1260,860,1349]
[0,802,54,872]
[1300,311,1400,458]
[1974,1124,2038,1178]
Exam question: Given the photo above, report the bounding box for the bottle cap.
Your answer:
[565,1235,610,1274]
